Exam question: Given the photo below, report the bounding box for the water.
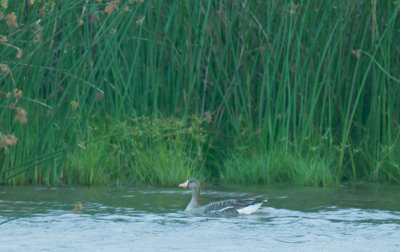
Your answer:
[0,183,399,251]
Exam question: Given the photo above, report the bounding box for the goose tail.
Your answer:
[237,200,267,215]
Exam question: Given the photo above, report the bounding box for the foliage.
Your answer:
[0,0,399,185]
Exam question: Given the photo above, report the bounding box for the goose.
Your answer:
[179,178,267,216]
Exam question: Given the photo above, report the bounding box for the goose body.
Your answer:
[179,178,267,216]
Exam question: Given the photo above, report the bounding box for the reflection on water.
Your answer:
[0,184,399,251]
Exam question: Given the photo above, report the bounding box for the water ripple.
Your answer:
[1,185,400,251]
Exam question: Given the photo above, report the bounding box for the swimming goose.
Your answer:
[179,178,267,216]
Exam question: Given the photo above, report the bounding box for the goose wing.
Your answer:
[206,206,239,216]
[203,198,257,215]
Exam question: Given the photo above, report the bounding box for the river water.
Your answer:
[0,183,399,251]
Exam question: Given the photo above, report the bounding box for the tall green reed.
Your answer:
[0,0,399,185]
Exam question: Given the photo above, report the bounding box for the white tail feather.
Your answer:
[237,200,267,215]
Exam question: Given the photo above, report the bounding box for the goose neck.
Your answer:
[189,185,200,208]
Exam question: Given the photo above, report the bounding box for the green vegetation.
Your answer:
[1,0,399,186]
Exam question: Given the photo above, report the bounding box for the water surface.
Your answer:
[0,184,399,251]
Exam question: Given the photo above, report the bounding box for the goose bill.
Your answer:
[179,180,188,188]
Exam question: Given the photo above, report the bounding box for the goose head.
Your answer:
[179,178,200,190]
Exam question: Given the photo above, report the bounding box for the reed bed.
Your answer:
[0,0,399,185]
